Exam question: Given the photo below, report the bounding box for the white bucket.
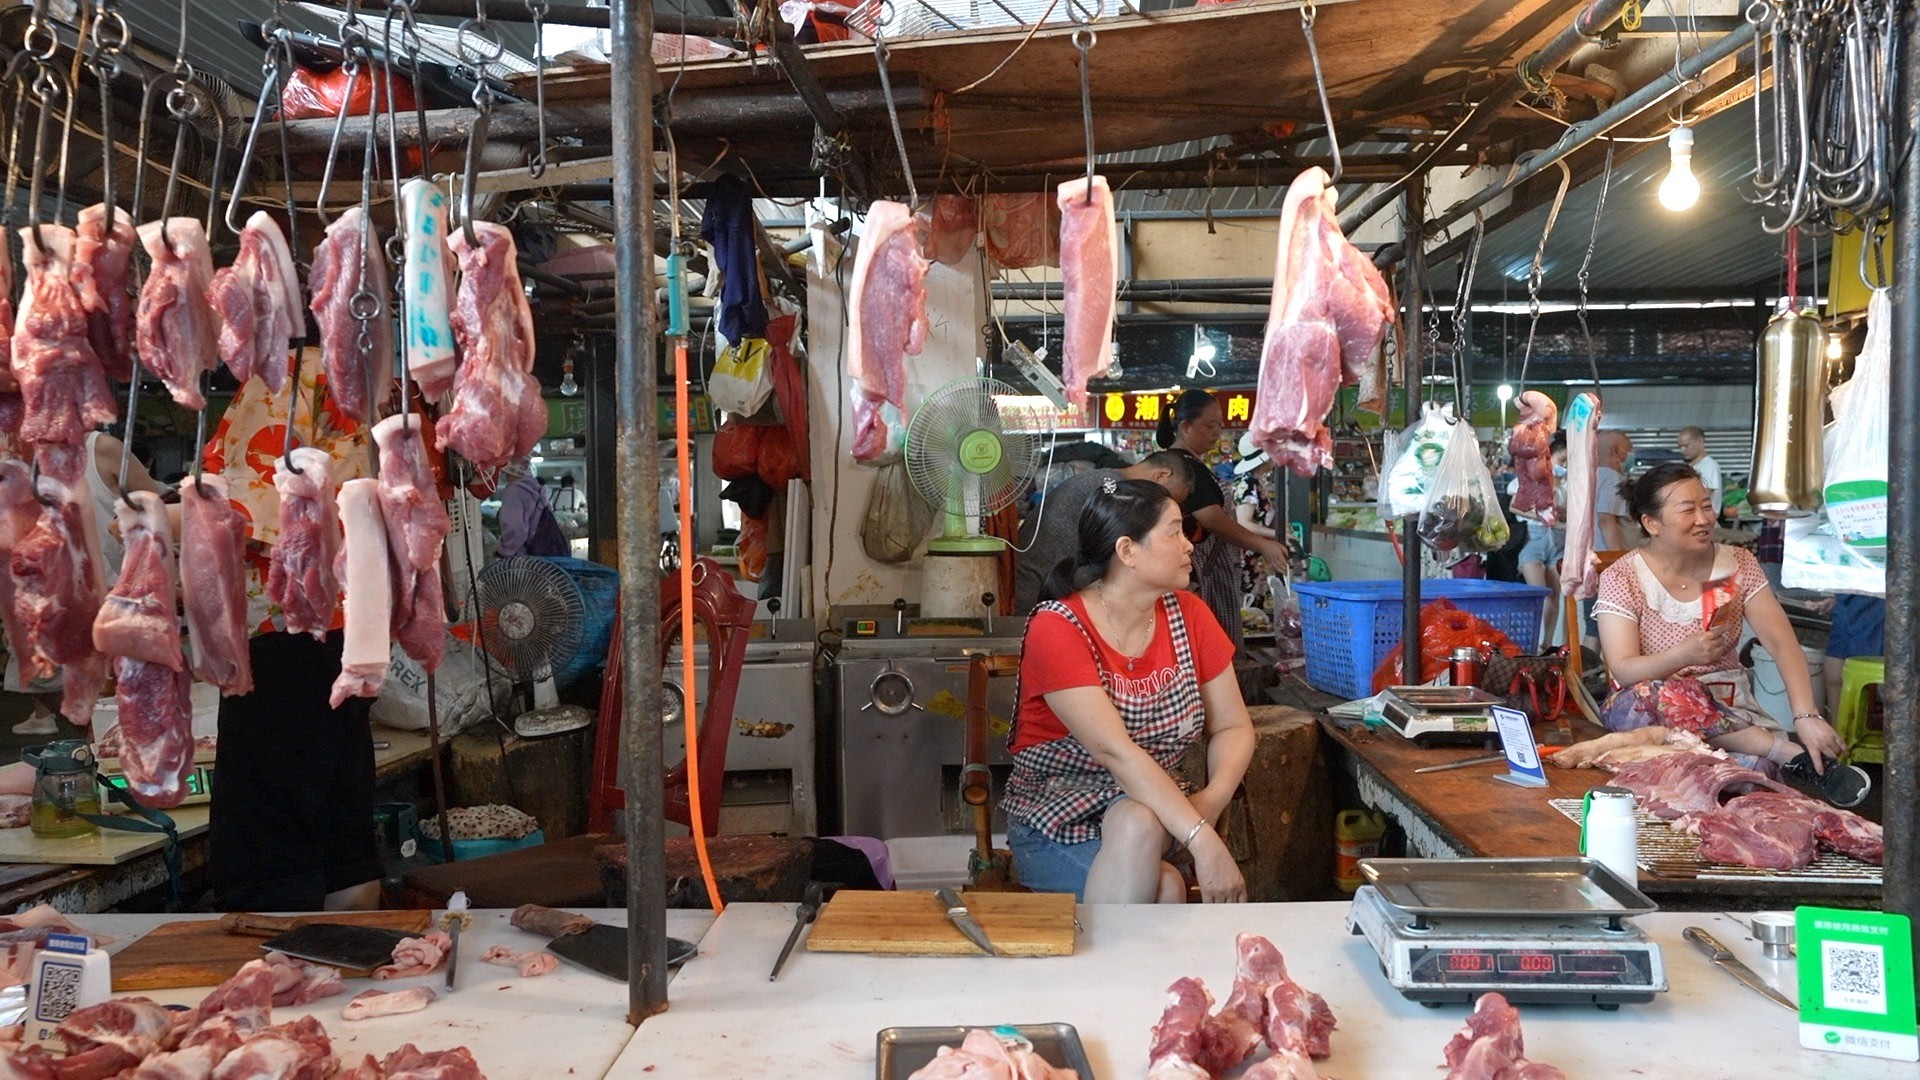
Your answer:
[1747,640,1827,729]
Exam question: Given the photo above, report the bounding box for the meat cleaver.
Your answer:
[220,913,416,973]
[544,923,696,982]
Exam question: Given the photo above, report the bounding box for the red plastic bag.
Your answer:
[1370,599,1523,693]
[712,419,763,481]
[281,65,418,121]
[757,426,801,488]
[737,516,768,582]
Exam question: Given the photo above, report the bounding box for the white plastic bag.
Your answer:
[1416,421,1507,554]
[1383,401,1455,517]
[372,637,511,737]
[1781,515,1884,597]
[1822,289,1890,566]
[708,336,776,417]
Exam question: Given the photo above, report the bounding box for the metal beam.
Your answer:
[768,33,871,198]
[1401,181,1426,683]
[611,0,667,1024]
[300,0,777,39]
[1883,0,1919,980]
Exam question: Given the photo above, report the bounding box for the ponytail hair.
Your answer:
[1154,388,1219,449]
[1039,478,1175,601]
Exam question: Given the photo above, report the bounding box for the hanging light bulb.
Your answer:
[1658,126,1699,212]
[1495,383,1514,404]
[1826,331,1844,362]
[559,334,582,396]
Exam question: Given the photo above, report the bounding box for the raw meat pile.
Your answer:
[374,932,454,980]
[0,905,110,989]
[1146,933,1336,1079]
[904,1028,1078,1080]
[479,946,557,977]
[1440,993,1566,1080]
[1506,391,1558,526]
[1249,167,1395,476]
[1607,750,1883,870]
[436,222,544,471]
[1056,176,1117,405]
[1557,393,1603,598]
[508,904,593,939]
[845,200,929,464]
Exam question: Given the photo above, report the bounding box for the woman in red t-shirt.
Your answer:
[1002,477,1255,903]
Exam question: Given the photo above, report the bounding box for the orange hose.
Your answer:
[676,337,724,913]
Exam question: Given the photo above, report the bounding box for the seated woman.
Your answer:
[1003,477,1254,903]
[1590,462,1867,806]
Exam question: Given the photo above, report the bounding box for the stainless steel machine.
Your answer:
[666,618,818,836]
[835,604,1026,840]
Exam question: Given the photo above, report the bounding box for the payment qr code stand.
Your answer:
[1797,907,1919,1062]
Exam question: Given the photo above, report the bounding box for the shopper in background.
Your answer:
[1593,431,1633,552]
[497,458,569,557]
[1230,434,1279,606]
[1675,426,1723,516]
[1823,594,1886,714]
[1004,478,1253,903]
[1155,390,1290,651]
[1013,451,1193,612]
[1508,434,1567,642]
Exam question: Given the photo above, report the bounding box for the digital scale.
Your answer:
[95,750,215,809]
[1378,686,1505,747]
[1346,858,1667,1010]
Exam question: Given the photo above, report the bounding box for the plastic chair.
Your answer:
[1834,656,1886,765]
[587,557,757,835]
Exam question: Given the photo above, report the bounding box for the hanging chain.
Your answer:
[527,0,550,178]
[1299,0,1342,185]
[1450,213,1484,414]
[1575,142,1614,389]
[1070,0,1102,203]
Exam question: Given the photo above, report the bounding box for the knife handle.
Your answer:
[1683,926,1733,959]
[221,913,302,937]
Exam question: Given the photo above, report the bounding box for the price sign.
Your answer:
[1490,706,1548,788]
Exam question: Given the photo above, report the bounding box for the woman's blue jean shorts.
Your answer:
[1517,524,1565,568]
[1007,820,1101,900]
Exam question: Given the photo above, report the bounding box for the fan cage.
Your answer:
[905,378,1040,518]
[475,557,587,681]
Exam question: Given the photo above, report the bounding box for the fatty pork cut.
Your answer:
[268,447,342,638]
[11,470,110,721]
[308,207,392,425]
[135,218,221,409]
[1507,391,1558,526]
[72,202,138,383]
[436,221,544,471]
[373,414,450,671]
[207,210,302,393]
[1557,392,1602,598]
[180,474,255,694]
[92,491,183,670]
[12,224,118,447]
[845,200,929,464]
[330,478,391,708]
[1057,176,1117,405]
[399,178,459,400]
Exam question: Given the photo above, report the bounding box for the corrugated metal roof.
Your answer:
[1449,104,1818,298]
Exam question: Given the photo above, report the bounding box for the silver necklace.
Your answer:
[1096,584,1153,669]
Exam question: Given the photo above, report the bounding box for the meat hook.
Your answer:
[526,0,550,180]
[116,364,142,511]
[456,11,507,245]
[311,15,368,230]
[1514,158,1573,393]
[1299,0,1342,187]
[869,31,917,208]
[1575,141,1615,392]
[21,64,67,251]
[1068,0,1101,205]
[88,0,128,262]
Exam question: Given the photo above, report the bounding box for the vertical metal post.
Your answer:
[1882,0,1918,965]
[1401,181,1426,682]
[611,0,666,1022]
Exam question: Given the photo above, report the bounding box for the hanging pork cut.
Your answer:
[0,226,15,391]
[373,414,449,672]
[845,200,929,464]
[12,224,118,447]
[330,478,390,708]
[180,474,254,695]
[114,655,194,808]
[73,203,138,383]
[0,459,39,675]
[269,448,341,638]
[135,218,221,409]
[1248,167,1395,475]
[437,221,544,470]
[309,207,392,425]
[1507,390,1559,526]
[399,179,459,400]
[11,471,110,721]
[1056,176,1117,406]
[1559,392,1602,599]
[93,491,183,670]
[207,211,302,394]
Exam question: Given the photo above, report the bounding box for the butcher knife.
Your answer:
[934,888,999,956]
[219,913,417,972]
[547,922,697,981]
[1683,926,1797,1011]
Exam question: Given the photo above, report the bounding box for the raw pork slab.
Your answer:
[207,210,301,393]
[1057,176,1117,405]
[1557,392,1602,598]
[135,218,221,409]
[72,203,138,383]
[1508,391,1559,526]
[845,200,929,464]
[436,222,543,470]
[373,414,450,672]
[268,448,341,638]
[13,224,118,446]
[308,207,392,425]
[181,474,255,694]
[331,478,391,707]
[92,491,183,670]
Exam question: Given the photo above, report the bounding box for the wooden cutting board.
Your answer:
[805,891,1076,957]
[110,910,434,991]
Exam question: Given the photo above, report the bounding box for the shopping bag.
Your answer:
[709,336,775,416]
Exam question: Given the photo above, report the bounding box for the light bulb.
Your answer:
[1658,126,1699,212]
[1495,383,1514,403]
[1826,332,1843,361]
[559,358,580,396]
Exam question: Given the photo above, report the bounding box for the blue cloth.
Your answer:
[1826,595,1886,660]
[698,174,768,342]
[1008,820,1103,900]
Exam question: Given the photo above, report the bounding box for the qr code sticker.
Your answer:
[35,963,81,1021]
[1823,940,1887,1015]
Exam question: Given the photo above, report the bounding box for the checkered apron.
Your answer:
[1191,533,1243,650]
[1001,594,1207,844]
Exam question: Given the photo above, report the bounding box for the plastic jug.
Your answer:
[1334,809,1386,893]
[21,741,100,839]
[1580,786,1639,889]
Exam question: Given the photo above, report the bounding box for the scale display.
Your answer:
[1410,947,1656,986]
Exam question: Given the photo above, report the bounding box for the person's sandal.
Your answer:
[1780,752,1872,809]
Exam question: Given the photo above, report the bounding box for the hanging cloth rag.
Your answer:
[698,174,770,342]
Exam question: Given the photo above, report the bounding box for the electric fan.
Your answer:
[904,377,1040,618]
[474,556,593,737]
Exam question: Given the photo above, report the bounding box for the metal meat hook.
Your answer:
[456,12,507,244]
[1299,0,1342,187]
[1069,0,1102,204]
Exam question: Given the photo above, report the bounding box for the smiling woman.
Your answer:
[1000,478,1256,905]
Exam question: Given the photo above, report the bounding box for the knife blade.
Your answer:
[934,887,998,956]
[769,882,826,981]
[1683,926,1796,1011]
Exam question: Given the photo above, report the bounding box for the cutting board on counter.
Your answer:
[110,910,434,991]
[806,891,1076,957]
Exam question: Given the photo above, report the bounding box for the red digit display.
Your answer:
[1444,952,1494,973]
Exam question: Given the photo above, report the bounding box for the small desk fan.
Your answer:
[474,556,593,737]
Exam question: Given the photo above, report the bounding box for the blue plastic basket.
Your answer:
[1293,579,1551,700]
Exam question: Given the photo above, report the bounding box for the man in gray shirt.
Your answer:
[1013,450,1194,612]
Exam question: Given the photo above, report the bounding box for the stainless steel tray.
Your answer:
[1359,857,1658,918]
[1383,686,1504,712]
[878,1024,1093,1079]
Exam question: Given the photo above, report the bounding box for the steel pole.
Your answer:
[611,0,666,1023]
[1401,182,1426,683]
[1882,0,1918,964]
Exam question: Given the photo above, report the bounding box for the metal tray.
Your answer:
[1359,858,1658,918]
[878,1024,1094,1080]
[1383,686,1504,712]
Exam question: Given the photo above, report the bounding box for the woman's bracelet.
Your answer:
[1791,711,1824,723]
[1181,818,1208,850]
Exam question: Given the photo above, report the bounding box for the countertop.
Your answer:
[607,901,1911,1080]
